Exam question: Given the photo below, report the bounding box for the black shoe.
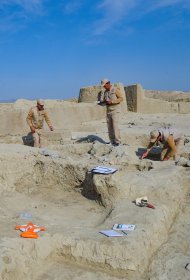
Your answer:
[112,142,120,147]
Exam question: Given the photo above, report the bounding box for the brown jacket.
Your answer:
[26,106,52,129]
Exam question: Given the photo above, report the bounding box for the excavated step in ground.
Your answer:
[0,144,189,280]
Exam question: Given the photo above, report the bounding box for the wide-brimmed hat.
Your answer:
[150,130,159,143]
[37,99,45,106]
[101,78,110,87]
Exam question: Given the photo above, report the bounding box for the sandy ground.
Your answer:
[0,112,190,280]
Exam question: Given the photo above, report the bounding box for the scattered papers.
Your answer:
[112,224,136,231]
[99,230,124,237]
[91,166,117,174]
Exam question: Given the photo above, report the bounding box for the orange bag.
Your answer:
[15,222,46,238]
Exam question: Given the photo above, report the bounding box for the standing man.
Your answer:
[26,99,54,148]
[100,79,123,146]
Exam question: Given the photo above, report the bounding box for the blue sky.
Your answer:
[0,0,190,100]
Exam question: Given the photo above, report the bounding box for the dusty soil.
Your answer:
[0,111,190,280]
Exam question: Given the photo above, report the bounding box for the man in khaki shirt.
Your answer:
[26,99,54,148]
[100,79,123,146]
[141,127,183,161]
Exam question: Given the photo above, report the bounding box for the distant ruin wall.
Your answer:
[124,85,137,112]
[78,86,101,103]
[144,89,190,102]
[79,83,190,114]
[125,84,190,114]
[78,83,127,112]
[0,101,105,135]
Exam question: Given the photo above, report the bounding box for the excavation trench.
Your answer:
[0,152,153,279]
[0,146,189,280]
[0,155,118,280]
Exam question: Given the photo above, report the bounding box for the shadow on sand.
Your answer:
[76,135,108,144]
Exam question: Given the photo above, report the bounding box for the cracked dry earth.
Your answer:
[0,112,190,280]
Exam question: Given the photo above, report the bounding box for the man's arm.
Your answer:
[26,109,35,133]
[112,88,123,104]
[44,111,53,131]
[147,142,156,150]
[26,109,33,127]
[141,142,155,159]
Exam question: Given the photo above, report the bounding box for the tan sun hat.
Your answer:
[150,130,159,143]
[37,99,45,106]
[101,78,110,87]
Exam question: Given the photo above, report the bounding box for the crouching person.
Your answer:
[26,99,54,148]
[141,127,183,161]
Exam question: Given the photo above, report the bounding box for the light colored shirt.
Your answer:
[103,86,123,112]
[158,127,182,142]
[147,127,183,157]
[26,106,52,129]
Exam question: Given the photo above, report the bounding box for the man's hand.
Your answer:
[30,126,35,133]
[141,151,149,159]
[163,156,170,161]
[106,100,112,105]
[49,126,54,131]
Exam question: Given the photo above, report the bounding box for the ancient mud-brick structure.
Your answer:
[79,82,190,114]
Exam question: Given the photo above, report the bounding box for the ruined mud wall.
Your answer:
[145,89,190,102]
[78,83,127,112]
[0,100,105,135]
[79,83,190,114]
[125,84,190,113]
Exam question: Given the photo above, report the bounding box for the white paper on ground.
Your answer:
[91,166,117,174]
[99,230,124,237]
[112,224,136,231]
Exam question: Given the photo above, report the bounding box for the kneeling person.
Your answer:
[141,127,183,161]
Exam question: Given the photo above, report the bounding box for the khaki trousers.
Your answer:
[161,138,184,161]
[106,110,121,144]
[32,129,46,148]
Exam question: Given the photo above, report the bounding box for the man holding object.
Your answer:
[100,79,123,146]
